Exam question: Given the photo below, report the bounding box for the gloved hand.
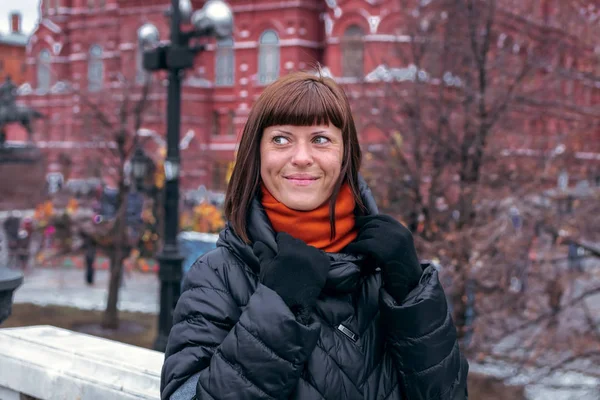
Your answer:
[345,215,423,303]
[253,232,330,323]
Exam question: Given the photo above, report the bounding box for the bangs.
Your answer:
[258,79,347,131]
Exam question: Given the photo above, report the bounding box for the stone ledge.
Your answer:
[0,325,163,399]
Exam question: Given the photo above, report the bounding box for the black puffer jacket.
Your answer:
[161,181,469,400]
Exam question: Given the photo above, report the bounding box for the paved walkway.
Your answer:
[13,267,160,314]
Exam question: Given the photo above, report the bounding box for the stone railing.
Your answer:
[0,325,163,399]
[2,325,600,399]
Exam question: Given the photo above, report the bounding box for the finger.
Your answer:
[377,214,408,229]
[376,214,398,223]
[361,214,397,224]
[355,215,393,231]
[252,241,276,264]
[276,231,305,248]
[345,239,371,254]
[355,223,380,235]
[344,243,361,254]
[353,215,373,228]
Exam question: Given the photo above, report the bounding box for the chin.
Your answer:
[281,194,325,211]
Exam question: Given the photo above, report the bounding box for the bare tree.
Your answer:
[74,75,155,329]
[353,0,600,382]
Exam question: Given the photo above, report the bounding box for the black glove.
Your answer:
[253,232,330,322]
[345,215,423,303]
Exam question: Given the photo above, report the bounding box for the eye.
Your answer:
[313,136,330,145]
[272,136,290,145]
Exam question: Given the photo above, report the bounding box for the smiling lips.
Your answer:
[284,174,319,186]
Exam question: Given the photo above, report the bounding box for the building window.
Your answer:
[342,25,364,78]
[212,111,220,136]
[258,30,279,85]
[215,37,234,86]
[37,49,51,92]
[212,161,230,191]
[228,110,235,136]
[88,45,104,92]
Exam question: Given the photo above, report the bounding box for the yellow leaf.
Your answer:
[392,131,403,148]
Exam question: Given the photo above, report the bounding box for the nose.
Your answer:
[291,142,314,167]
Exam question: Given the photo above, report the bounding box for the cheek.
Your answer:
[321,150,343,175]
[261,152,284,174]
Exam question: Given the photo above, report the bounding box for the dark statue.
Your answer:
[0,76,44,145]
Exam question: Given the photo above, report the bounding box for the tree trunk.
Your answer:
[102,178,128,329]
[451,243,473,343]
[102,249,125,329]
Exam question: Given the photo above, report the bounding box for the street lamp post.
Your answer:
[138,0,234,351]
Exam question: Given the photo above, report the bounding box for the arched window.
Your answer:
[342,25,364,78]
[37,49,51,92]
[228,110,235,136]
[258,30,279,85]
[88,45,104,92]
[215,37,235,86]
[212,110,220,136]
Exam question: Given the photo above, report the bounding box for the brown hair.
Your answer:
[224,69,364,243]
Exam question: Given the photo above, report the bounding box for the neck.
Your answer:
[260,183,357,253]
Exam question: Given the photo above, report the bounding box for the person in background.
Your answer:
[161,70,469,400]
[4,212,21,269]
[84,233,97,285]
[15,227,31,272]
[17,218,35,272]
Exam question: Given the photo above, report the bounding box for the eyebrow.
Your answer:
[274,129,327,135]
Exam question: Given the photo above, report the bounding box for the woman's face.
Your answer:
[260,124,344,211]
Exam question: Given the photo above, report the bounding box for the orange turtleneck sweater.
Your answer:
[261,183,357,253]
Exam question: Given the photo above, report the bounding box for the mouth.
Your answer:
[284,175,319,186]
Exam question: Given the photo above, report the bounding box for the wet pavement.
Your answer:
[12,267,160,314]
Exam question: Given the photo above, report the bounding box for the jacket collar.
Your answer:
[218,176,379,292]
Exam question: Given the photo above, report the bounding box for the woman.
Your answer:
[161,71,469,400]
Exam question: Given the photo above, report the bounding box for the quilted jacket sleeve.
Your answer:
[160,255,321,400]
[380,266,469,400]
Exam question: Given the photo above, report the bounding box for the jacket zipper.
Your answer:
[336,323,358,342]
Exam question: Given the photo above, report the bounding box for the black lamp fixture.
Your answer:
[138,0,234,352]
[131,147,149,183]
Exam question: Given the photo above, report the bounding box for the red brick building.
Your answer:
[17,0,600,191]
[0,12,28,84]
